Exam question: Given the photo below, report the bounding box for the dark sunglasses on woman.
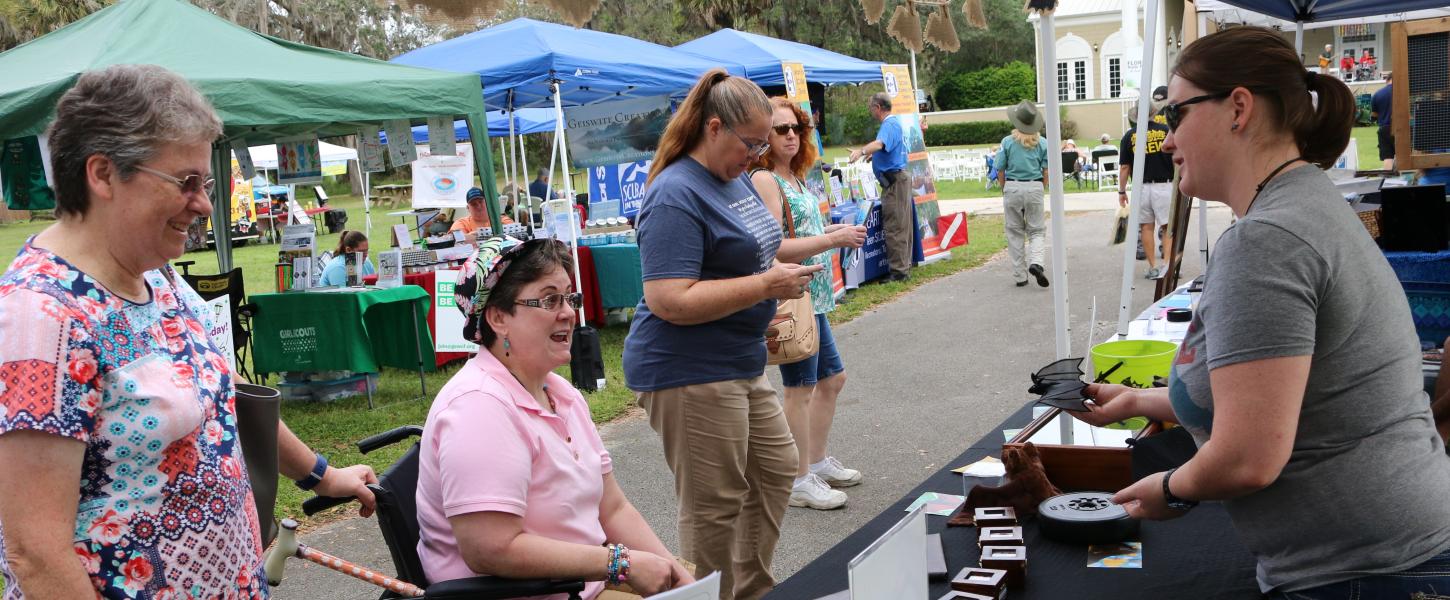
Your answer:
[771,123,808,136]
[1161,91,1232,132]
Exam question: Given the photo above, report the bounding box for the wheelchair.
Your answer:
[267,425,586,599]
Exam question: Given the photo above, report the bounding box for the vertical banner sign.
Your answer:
[206,296,236,370]
[383,119,419,167]
[781,61,825,157]
[232,141,256,179]
[563,96,671,168]
[433,269,477,354]
[358,125,387,173]
[411,143,474,208]
[275,136,322,184]
[881,64,946,261]
[1123,45,1144,98]
[427,116,458,157]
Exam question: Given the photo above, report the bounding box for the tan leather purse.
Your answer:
[764,175,820,366]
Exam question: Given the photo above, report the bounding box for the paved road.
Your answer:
[271,203,1235,599]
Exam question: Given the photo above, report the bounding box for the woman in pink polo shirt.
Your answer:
[416,237,694,599]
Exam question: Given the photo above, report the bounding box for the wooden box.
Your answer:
[951,567,1007,597]
[1003,407,1162,491]
[978,526,1024,548]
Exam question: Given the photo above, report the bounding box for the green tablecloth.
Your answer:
[590,243,643,309]
[251,286,434,374]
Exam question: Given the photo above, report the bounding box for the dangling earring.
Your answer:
[503,335,511,357]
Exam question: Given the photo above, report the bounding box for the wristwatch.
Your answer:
[1162,468,1199,511]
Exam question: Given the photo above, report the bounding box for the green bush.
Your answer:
[923,120,1016,147]
[826,103,881,147]
[936,61,1038,111]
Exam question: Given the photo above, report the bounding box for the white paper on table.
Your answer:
[648,571,720,600]
[953,456,1007,478]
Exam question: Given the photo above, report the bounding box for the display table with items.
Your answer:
[362,271,471,367]
[770,285,1262,599]
[251,286,434,406]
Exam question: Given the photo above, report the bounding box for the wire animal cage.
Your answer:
[1392,18,1450,170]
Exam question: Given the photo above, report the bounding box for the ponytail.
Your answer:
[1298,73,1355,169]
[647,68,771,187]
[333,230,367,256]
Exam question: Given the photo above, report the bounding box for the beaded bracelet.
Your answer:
[605,543,631,585]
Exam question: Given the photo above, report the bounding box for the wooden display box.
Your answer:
[1003,407,1162,492]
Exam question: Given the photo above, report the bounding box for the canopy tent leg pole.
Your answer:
[364,170,372,238]
[1116,0,1162,337]
[518,136,530,225]
[464,112,504,231]
[909,50,919,91]
[1294,21,1304,58]
[210,142,234,272]
[551,81,586,325]
[507,94,520,209]
[497,137,510,215]
[1039,14,1072,362]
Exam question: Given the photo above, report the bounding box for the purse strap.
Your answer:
[775,173,798,240]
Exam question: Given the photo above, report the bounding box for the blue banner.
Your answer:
[587,159,650,219]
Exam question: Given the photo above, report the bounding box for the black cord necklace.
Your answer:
[1247,156,1306,213]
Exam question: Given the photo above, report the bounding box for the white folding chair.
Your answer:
[1096,155,1120,191]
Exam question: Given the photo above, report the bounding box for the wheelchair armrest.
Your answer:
[424,575,585,600]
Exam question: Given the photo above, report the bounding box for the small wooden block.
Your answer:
[978,526,1024,548]
[979,545,1027,587]
[973,506,1018,527]
[936,592,994,600]
[951,567,1007,597]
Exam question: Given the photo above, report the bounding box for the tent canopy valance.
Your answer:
[1198,0,1450,23]
[389,109,558,145]
[390,17,746,111]
[674,28,885,87]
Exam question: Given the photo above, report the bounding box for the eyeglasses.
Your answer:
[724,124,771,158]
[135,165,216,196]
[515,292,583,312]
[771,123,807,136]
[1161,91,1232,132]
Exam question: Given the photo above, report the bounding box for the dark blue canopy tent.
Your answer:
[391,18,745,111]
[674,28,884,87]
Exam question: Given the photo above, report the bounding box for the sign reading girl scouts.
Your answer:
[563,96,671,168]
[275,135,322,184]
[588,159,650,219]
[880,64,947,262]
[411,143,474,208]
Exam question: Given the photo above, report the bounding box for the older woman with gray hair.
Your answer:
[0,64,376,599]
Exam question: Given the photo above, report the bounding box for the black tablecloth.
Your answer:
[766,402,1263,600]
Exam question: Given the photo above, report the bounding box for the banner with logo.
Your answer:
[564,96,671,169]
[411,142,474,208]
[881,64,947,261]
[587,159,651,219]
[781,61,825,158]
[275,135,322,184]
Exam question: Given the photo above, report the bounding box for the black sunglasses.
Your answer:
[771,123,808,136]
[1162,91,1232,132]
[515,292,583,311]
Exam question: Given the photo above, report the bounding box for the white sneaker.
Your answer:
[1144,266,1161,280]
[790,474,848,510]
[811,456,863,488]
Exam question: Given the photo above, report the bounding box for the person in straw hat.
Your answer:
[995,100,1051,287]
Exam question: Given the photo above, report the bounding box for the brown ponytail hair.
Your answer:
[333,230,368,256]
[647,68,772,186]
[1173,26,1354,168]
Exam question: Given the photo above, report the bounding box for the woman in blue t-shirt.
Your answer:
[623,69,821,600]
[318,230,375,287]
[749,97,867,512]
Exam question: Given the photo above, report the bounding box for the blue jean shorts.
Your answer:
[1273,547,1450,600]
[778,313,845,388]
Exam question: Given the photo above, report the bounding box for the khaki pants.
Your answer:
[637,376,798,600]
[1002,180,1046,282]
[880,170,915,276]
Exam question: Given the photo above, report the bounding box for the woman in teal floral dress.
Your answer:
[750,97,867,511]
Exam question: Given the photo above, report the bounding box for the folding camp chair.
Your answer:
[175,261,259,384]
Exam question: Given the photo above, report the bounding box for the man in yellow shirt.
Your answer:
[449,187,513,239]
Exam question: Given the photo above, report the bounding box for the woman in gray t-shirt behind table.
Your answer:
[1074,26,1450,598]
[623,69,822,600]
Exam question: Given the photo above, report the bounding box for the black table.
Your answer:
[766,402,1263,600]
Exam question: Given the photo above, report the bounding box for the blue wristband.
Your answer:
[295,453,328,491]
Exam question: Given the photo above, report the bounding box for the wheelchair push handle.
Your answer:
[357,425,424,454]
[302,494,355,516]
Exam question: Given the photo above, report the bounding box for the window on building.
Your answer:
[1108,57,1122,98]
[1074,61,1088,100]
[1058,59,1088,101]
[1057,62,1070,101]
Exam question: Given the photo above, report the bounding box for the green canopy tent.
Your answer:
[0,0,502,270]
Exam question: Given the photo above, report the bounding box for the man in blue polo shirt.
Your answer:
[1371,72,1395,171]
[849,92,911,281]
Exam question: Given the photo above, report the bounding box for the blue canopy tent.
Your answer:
[675,28,884,87]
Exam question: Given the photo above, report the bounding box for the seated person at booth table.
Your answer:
[416,238,694,599]
[450,187,513,239]
[318,230,375,286]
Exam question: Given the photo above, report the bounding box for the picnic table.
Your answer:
[373,183,411,209]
